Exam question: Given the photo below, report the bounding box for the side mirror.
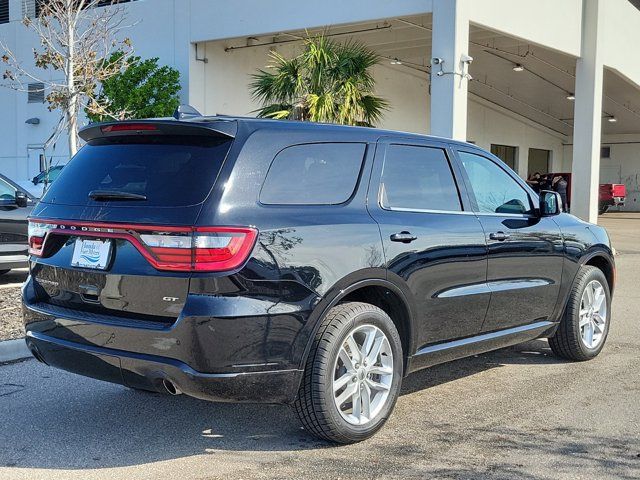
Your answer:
[15,191,28,208]
[539,190,562,216]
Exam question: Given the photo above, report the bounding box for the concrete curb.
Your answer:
[0,338,31,363]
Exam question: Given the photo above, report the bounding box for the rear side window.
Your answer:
[41,135,233,207]
[380,145,462,212]
[260,143,366,205]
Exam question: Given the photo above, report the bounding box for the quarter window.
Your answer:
[380,145,461,212]
[260,143,366,205]
[458,151,532,215]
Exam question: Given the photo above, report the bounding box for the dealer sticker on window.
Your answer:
[71,238,112,270]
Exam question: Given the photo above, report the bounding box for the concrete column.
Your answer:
[430,0,470,141]
[571,0,604,223]
[517,147,529,179]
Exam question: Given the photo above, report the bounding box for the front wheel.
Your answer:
[549,266,611,361]
[294,302,403,444]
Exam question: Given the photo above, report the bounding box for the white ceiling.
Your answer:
[260,14,640,137]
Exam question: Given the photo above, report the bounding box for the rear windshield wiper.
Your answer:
[89,190,147,201]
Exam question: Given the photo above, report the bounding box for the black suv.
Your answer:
[23,116,615,443]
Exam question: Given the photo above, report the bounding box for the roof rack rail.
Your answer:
[173,104,202,120]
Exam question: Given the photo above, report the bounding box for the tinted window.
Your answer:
[459,151,532,215]
[0,178,15,201]
[380,145,461,212]
[260,143,366,205]
[42,136,232,207]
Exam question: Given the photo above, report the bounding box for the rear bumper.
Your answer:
[25,331,303,404]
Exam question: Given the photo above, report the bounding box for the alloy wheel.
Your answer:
[579,280,608,349]
[332,324,394,426]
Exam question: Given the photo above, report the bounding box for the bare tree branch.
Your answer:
[1,0,134,156]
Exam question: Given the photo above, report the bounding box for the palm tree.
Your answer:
[249,35,388,127]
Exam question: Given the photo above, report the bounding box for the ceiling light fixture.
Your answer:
[607,116,618,123]
[513,64,525,72]
[390,57,403,65]
[566,94,575,101]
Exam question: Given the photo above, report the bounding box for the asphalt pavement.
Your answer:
[0,214,638,480]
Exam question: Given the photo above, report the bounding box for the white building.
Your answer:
[2,0,640,222]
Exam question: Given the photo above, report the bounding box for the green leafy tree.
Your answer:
[250,35,388,126]
[87,54,181,122]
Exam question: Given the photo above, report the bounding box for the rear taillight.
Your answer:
[28,221,56,256]
[27,219,258,272]
[139,227,258,271]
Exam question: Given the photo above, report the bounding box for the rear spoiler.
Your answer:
[79,119,237,142]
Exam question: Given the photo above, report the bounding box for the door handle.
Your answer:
[489,231,510,241]
[390,231,417,243]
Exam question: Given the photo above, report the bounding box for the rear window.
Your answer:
[260,143,366,205]
[41,135,232,207]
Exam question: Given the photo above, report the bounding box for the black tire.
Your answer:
[549,266,611,361]
[0,270,10,275]
[598,203,609,215]
[294,302,403,444]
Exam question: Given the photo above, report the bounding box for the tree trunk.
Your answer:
[66,0,77,157]
[67,104,78,157]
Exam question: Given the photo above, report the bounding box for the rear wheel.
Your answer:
[549,266,611,361]
[294,302,403,444]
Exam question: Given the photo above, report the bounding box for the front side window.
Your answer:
[458,151,532,215]
[260,143,366,205]
[380,145,461,212]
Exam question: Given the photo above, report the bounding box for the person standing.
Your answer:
[526,172,542,193]
[552,175,569,212]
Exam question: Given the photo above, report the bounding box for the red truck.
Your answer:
[598,183,626,214]
[541,173,626,215]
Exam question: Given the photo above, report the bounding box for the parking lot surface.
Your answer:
[1,214,639,479]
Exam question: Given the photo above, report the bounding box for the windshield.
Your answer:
[34,166,63,185]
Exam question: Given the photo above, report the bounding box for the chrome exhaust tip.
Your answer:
[162,378,182,396]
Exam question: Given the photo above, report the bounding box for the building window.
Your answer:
[27,82,45,103]
[24,0,137,19]
[0,0,9,24]
[490,144,517,171]
[528,148,551,176]
[22,0,37,19]
[601,146,611,159]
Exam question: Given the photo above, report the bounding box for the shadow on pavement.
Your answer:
[401,339,562,395]
[0,268,28,287]
[0,338,592,473]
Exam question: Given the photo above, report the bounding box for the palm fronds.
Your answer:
[249,34,388,127]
